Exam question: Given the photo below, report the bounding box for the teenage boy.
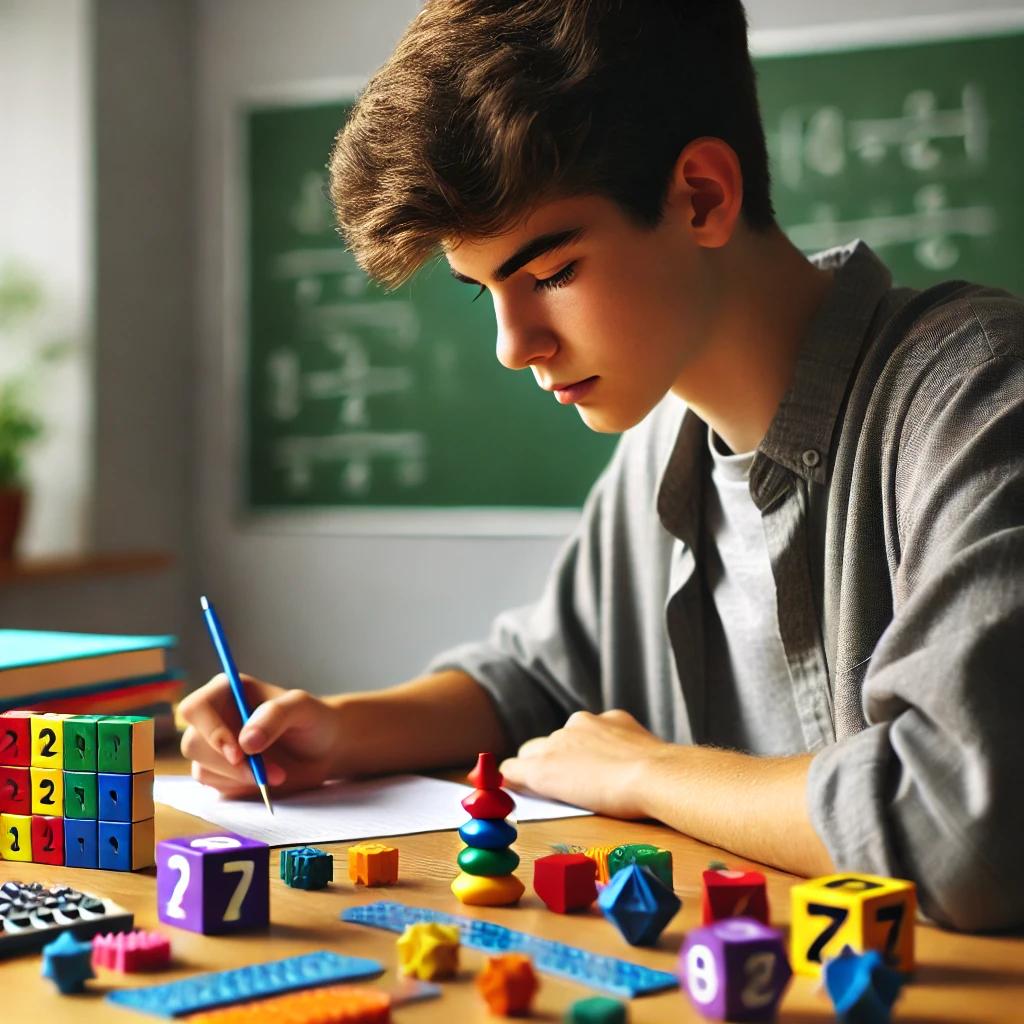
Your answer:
[180,0,1024,930]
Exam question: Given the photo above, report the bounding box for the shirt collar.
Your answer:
[657,239,893,538]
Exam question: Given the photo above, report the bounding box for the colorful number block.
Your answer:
[702,868,769,925]
[0,711,32,766]
[476,953,539,1016]
[348,842,399,886]
[598,864,681,947]
[790,873,916,977]
[64,771,99,818]
[98,770,154,822]
[31,714,66,769]
[607,843,674,890]
[1,811,33,861]
[65,818,99,868]
[157,832,270,934]
[100,818,155,872]
[681,917,792,1021]
[31,814,65,865]
[63,715,103,771]
[31,767,63,815]
[396,921,460,981]
[98,716,155,774]
[533,852,598,913]
[0,765,31,813]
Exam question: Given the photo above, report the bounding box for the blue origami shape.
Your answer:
[41,930,95,994]
[280,846,334,889]
[823,946,906,1024]
[597,863,681,946]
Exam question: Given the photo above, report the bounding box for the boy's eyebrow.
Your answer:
[449,227,586,286]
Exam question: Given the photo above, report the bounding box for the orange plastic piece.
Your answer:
[348,842,399,886]
[467,752,504,790]
[584,844,618,885]
[476,953,539,1016]
[185,983,391,1023]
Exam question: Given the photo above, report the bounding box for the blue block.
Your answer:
[458,817,517,850]
[41,930,95,994]
[98,772,132,822]
[99,820,133,871]
[597,864,681,947]
[341,900,679,998]
[280,846,334,890]
[106,951,383,1017]
[64,818,98,869]
[823,946,906,1023]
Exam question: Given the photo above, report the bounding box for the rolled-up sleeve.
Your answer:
[809,345,1024,931]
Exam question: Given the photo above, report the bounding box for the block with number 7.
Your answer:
[157,832,269,934]
[789,873,916,976]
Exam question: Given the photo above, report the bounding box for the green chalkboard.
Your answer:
[243,27,1024,514]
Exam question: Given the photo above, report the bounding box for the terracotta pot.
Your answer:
[0,488,26,562]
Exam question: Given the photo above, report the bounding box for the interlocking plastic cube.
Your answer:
[0,711,31,766]
[0,765,30,813]
[477,953,538,1016]
[701,868,769,925]
[823,946,905,1023]
[100,818,155,871]
[348,842,399,886]
[534,852,598,913]
[607,843,673,890]
[157,832,269,935]
[565,996,629,1023]
[281,846,334,889]
[681,917,792,1021]
[598,863,681,946]
[790,873,916,977]
[98,716,155,773]
[31,713,67,769]
[1,812,33,860]
[396,921,460,980]
[63,715,103,771]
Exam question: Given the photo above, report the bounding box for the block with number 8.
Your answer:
[681,917,791,1021]
[789,873,916,977]
[157,832,269,935]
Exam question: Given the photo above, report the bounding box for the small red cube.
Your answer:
[701,868,769,925]
[533,853,598,913]
[0,713,31,767]
[31,815,64,865]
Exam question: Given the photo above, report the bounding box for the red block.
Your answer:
[533,853,598,913]
[0,766,30,814]
[462,787,515,819]
[31,815,64,865]
[701,868,769,925]
[0,712,31,767]
[467,752,503,790]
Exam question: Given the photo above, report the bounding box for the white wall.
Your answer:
[0,0,92,557]
[194,0,1024,695]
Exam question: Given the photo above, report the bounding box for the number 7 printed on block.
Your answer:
[157,832,270,935]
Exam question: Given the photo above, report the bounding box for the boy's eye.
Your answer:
[534,261,577,292]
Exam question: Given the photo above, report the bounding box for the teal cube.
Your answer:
[63,716,103,771]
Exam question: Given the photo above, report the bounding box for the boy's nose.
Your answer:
[495,321,559,371]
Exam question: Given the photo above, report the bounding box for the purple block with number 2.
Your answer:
[157,832,270,935]
[680,917,792,1021]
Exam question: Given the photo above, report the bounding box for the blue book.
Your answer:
[0,630,176,698]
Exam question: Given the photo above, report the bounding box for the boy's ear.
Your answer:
[666,137,744,248]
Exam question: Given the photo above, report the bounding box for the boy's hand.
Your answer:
[499,709,669,819]
[179,673,344,798]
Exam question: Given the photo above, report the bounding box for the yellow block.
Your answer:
[0,812,33,861]
[450,870,525,906]
[790,872,916,976]
[396,921,460,980]
[30,767,63,815]
[30,714,67,769]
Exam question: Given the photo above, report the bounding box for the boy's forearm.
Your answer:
[642,745,836,877]
[325,670,511,777]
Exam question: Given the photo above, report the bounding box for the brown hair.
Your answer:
[329,0,774,289]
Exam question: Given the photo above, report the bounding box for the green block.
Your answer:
[97,716,153,774]
[64,771,98,819]
[564,996,627,1024]
[607,843,673,890]
[62,716,103,771]
[457,845,521,877]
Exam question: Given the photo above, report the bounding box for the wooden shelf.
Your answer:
[0,550,173,583]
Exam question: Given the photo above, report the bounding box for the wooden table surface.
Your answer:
[1,753,1022,1022]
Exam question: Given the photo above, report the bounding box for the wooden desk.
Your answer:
[2,754,1022,1022]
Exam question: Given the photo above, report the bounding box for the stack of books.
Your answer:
[0,630,182,743]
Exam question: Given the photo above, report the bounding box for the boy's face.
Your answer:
[445,193,721,433]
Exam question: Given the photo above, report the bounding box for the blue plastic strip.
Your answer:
[106,950,384,1017]
[341,900,679,998]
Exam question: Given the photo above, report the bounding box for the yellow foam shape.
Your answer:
[396,921,460,980]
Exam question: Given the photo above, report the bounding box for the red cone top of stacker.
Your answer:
[467,752,504,790]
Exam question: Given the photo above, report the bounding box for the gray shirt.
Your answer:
[428,240,1024,931]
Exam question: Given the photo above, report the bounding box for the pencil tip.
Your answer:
[200,595,209,610]
[258,782,274,816]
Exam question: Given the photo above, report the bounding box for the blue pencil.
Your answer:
[199,596,274,815]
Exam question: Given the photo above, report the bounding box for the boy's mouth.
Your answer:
[551,376,599,405]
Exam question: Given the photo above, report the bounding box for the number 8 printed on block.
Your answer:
[157,832,270,934]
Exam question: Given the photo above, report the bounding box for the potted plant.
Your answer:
[0,263,71,561]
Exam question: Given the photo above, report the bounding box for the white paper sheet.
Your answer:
[153,773,592,847]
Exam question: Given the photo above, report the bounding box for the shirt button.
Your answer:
[801,449,821,469]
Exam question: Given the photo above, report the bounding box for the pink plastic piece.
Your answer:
[92,929,171,972]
